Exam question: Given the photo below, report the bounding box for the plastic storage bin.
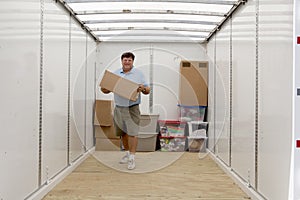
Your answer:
[158,120,186,137]
[160,136,186,152]
[136,132,158,152]
[187,121,208,152]
[139,114,159,132]
[187,121,208,136]
[187,137,207,152]
[178,105,206,122]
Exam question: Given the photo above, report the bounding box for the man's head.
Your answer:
[121,52,135,72]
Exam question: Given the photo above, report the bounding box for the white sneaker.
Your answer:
[127,158,135,170]
[119,155,128,164]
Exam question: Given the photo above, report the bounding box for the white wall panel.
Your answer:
[85,37,97,150]
[0,1,40,199]
[257,1,293,199]
[293,1,300,199]
[70,23,87,162]
[41,1,69,184]
[206,36,216,152]
[215,20,231,165]
[231,1,256,187]
[96,42,208,120]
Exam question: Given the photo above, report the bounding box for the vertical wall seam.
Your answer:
[213,34,217,153]
[67,12,72,165]
[229,15,233,167]
[84,34,88,152]
[149,44,154,113]
[38,0,45,187]
[93,49,97,146]
[255,0,259,190]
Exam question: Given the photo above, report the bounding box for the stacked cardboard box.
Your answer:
[94,100,120,151]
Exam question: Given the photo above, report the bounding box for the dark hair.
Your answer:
[121,52,135,60]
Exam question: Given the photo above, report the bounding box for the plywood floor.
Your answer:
[43,151,250,200]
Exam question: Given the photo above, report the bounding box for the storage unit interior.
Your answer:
[0,0,298,200]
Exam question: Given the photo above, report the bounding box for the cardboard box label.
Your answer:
[100,70,139,101]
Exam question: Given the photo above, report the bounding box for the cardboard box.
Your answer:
[95,125,119,139]
[179,61,208,106]
[100,70,139,101]
[95,138,121,151]
[95,100,114,126]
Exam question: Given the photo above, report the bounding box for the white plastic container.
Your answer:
[136,132,158,152]
[139,114,159,132]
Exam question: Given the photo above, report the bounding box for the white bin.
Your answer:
[136,132,158,152]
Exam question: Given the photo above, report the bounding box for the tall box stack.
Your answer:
[136,114,159,152]
[179,61,208,106]
[94,100,120,151]
[179,61,209,148]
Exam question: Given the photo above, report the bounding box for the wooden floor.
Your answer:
[42,151,250,200]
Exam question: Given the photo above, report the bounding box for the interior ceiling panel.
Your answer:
[60,0,246,43]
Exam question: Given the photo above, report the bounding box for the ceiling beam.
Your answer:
[64,0,238,5]
[89,26,212,32]
[75,9,226,17]
[83,19,219,25]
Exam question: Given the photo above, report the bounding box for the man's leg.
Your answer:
[119,133,130,164]
[122,133,129,151]
[128,135,138,154]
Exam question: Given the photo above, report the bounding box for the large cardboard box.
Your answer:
[100,70,139,101]
[95,138,120,151]
[179,61,208,106]
[95,100,114,126]
[95,125,119,139]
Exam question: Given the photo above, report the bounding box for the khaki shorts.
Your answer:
[114,104,140,137]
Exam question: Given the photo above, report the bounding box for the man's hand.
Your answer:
[101,88,111,94]
[137,84,150,94]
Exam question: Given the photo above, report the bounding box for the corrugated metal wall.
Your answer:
[207,0,294,199]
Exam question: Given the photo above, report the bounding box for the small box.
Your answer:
[139,114,159,132]
[100,70,139,101]
[158,120,186,137]
[188,137,207,152]
[160,136,186,152]
[178,105,206,122]
[136,132,158,152]
[95,99,114,126]
[95,138,121,151]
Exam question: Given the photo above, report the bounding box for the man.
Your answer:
[101,52,150,170]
